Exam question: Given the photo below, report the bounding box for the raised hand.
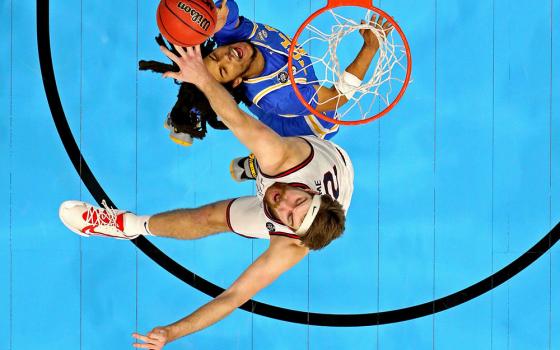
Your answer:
[159,44,212,86]
[214,0,229,33]
[132,327,169,350]
[360,14,394,52]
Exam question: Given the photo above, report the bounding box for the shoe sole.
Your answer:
[230,158,245,183]
[165,118,193,147]
[169,134,193,146]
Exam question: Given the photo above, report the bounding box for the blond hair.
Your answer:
[299,194,345,250]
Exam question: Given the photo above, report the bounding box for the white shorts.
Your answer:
[226,197,300,240]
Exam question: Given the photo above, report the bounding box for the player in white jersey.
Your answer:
[59,44,354,349]
[229,135,353,240]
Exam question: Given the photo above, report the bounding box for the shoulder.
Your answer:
[257,137,312,176]
[269,234,309,254]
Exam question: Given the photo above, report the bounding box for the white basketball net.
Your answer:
[294,9,409,121]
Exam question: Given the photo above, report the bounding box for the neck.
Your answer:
[243,46,265,79]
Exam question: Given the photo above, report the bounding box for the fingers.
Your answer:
[132,332,165,350]
[383,22,393,36]
[147,329,166,342]
[132,333,152,343]
[382,17,393,31]
[367,14,384,28]
[170,44,201,58]
[375,14,383,27]
[359,19,366,35]
[159,45,181,66]
[172,44,187,57]
[220,0,228,10]
[132,336,157,349]
[162,71,179,80]
[364,14,394,36]
[159,43,204,82]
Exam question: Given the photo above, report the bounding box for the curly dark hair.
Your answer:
[138,35,252,139]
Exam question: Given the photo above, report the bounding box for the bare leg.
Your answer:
[148,200,232,240]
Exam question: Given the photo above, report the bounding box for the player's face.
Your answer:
[203,42,255,85]
[264,183,314,230]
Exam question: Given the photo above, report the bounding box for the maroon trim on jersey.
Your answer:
[226,198,258,239]
[335,147,347,166]
[226,199,237,233]
[258,138,314,179]
[287,182,311,190]
[269,232,301,240]
[234,232,258,239]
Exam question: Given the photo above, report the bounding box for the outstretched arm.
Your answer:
[314,15,393,112]
[159,44,309,174]
[132,238,308,349]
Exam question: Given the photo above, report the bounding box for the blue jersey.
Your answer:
[213,0,339,139]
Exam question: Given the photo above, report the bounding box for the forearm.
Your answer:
[164,292,242,342]
[198,78,248,130]
[197,77,288,163]
[345,43,376,80]
[162,240,307,343]
[315,45,376,112]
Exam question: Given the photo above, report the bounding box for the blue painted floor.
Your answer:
[1,0,559,349]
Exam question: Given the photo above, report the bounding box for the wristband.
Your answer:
[334,70,362,100]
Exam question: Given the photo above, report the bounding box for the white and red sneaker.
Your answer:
[59,200,139,240]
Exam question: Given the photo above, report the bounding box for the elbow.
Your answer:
[316,96,348,113]
[330,87,349,107]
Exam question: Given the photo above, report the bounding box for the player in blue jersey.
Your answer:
[141,0,393,146]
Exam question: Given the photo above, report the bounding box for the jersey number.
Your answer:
[264,24,306,68]
[323,166,340,200]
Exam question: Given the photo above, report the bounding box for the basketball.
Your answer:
[156,0,218,47]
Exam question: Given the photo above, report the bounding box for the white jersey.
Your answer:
[227,136,354,239]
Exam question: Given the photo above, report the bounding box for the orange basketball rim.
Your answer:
[288,0,412,126]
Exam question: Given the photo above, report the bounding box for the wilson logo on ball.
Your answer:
[177,1,211,31]
[157,0,217,46]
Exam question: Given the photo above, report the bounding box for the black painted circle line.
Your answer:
[38,0,560,327]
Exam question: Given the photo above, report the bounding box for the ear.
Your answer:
[231,76,243,88]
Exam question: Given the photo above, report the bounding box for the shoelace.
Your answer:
[83,200,137,239]
[84,199,119,228]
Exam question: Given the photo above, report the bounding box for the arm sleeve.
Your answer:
[258,84,319,116]
[213,0,258,45]
[255,85,338,137]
